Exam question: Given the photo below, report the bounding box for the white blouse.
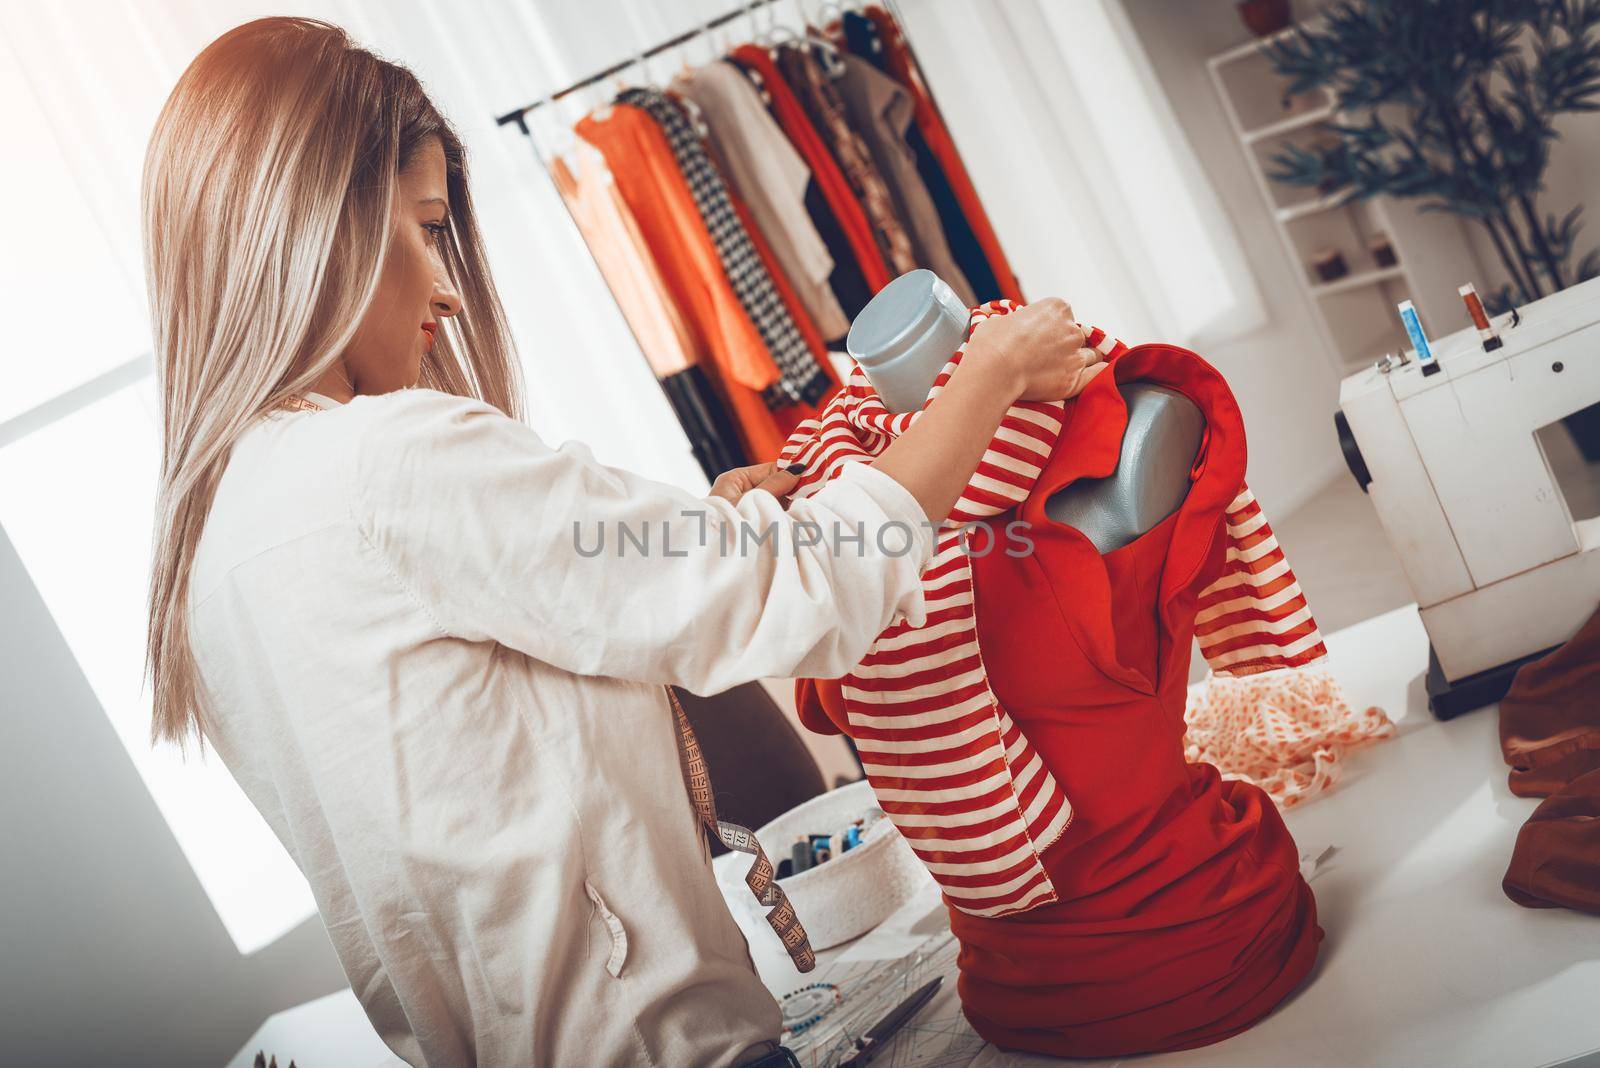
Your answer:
[188,388,934,1067]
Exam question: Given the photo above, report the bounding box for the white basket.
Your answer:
[727,779,933,951]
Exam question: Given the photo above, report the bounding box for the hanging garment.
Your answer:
[726,48,878,317]
[804,178,875,321]
[846,8,1023,303]
[723,179,840,417]
[577,103,787,460]
[784,308,1342,1056]
[672,61,850,341]
[777,43,918,281]
[660,364,748,480]
[838,11,997,304]
[833,52,975,306]
[551,148,700,380]
[617,87,828,409]
[728,45,894,294]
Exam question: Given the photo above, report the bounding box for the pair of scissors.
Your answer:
[837,976,943,1066]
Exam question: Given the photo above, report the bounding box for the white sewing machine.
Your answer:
[1337,274,1600,718]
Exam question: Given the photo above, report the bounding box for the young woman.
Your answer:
[141,17,1103,1067]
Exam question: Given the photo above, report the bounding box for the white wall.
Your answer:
[1119,0,1351,514]
[0,524,351,1067]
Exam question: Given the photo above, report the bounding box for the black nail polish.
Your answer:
[786,463,807,475]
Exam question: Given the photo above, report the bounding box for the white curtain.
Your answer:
[897,0,1267,349]
[0,0,717,483]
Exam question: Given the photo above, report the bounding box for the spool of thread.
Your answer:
[1397,299,1438,377]
[808,834,833,866]
[1458,283,1503,352]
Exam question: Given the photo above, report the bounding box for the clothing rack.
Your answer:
[494,0,788,135]
[489,0,947,482]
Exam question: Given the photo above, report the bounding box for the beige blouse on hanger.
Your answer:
[673,59,851,340]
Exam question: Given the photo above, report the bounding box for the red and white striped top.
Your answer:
[776,301,1327,917]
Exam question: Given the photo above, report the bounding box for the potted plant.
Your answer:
[1261,0,1600,314]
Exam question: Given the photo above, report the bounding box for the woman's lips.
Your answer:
[421,322,437,348]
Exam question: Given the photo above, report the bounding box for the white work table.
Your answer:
[724,604,1600,1068]
[230,605,1600,1068]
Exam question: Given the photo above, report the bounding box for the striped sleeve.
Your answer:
[1194,484,1328,677]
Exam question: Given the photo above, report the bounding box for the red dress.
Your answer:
[795,344,1323,1057]
[954,346,1321,1055]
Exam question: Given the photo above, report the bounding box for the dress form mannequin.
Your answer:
[847,270,1204,551]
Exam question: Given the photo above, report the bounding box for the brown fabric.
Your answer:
[1502,768,1600,915]
[1499,603,1600,798]
[1498,603,1600,916]
[832,52,976,305]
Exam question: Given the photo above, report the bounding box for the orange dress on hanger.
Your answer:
[551,149,700,380]
[578,103,791,462]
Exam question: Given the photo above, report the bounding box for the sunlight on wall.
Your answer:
[0,382,317,955]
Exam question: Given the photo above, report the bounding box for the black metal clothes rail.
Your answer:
[494,0,787,134]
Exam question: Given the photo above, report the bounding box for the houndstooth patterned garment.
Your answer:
[619,88,830,410]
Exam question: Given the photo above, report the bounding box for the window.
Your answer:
[1,15,317,955]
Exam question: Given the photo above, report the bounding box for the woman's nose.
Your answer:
[432,275,463,319]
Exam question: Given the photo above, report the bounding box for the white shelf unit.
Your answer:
[1206,23,1482,376]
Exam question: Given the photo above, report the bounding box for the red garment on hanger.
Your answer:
[797,346,1322,1057]
[863,6,1024,303]
[730,45,893,294]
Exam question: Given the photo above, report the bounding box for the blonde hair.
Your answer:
[143,17,524,747]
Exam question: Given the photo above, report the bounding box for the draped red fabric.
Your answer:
[796,347,1323,1055]
[949,346,1321,1056]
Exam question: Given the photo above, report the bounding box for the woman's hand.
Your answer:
[708,461,806,505]
[868,295,1108,526]
[964,297,1108,403]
